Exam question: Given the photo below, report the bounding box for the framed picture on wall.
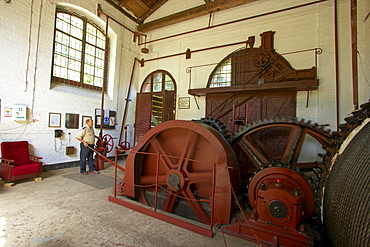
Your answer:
[65,113,79,129]
[49,113,61,127]
[95,108,116,129]
[179,97,190,109]
[82,115,92,127]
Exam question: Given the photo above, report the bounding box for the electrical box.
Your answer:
[13,105,27,121]
[54,129,63,138]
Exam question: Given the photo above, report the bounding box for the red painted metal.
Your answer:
[108,196,213,238]
[222,166,315,246]
[248,167,315,223]
[222,212,313,247]
[124,120,240,225]
[232,121,331,180]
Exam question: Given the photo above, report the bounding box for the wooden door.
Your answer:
[134,93,152,145]
[134,91,176,145]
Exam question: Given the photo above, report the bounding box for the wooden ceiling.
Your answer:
[106,0,262,32]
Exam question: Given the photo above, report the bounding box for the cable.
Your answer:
[25,0,35,92]
[30,0,43,120]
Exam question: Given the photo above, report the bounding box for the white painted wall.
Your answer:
[0,0,141,165]
[0,0,369,166]
[138,0,370,126]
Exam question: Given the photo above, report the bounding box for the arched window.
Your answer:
[207,48,246,88]
[51,9,107,91]
[208,57,232,88]
[141,70,176,93]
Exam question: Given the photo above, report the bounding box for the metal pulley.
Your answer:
[96,134,114,155]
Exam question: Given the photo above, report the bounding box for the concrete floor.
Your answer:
[0,161,258,247]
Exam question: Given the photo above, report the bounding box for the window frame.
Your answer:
[140,70,177,94]
[51,9,108,92]
[207,48,246,88]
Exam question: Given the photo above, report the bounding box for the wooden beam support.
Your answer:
[118,0,130,6]
[138,0,168,22]
[104,0,140,24]
[138,0,261,32]
[188,80,319,96]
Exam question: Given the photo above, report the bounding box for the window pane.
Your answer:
[85,44,95,55]
[96,48,104,59]
[97,37,105,49]
[95,78,103,87]
[68,70,80,81]
[142,78,151,92]
[96,58,104,69]
[57,12,70,22]
[71,15,83,29]
[95,67,104,78]
[164,75,174,90]
[86,33,96,45]
[209,57,232,88]
[70,37,82,50]
[153,73,162,92]
[86,23,96,35]
[84,73,94,85]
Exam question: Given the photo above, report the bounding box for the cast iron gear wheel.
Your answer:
[230,117,332,232]
[231,117,332,174]
[247,163,322,244]
[192,117,232,142]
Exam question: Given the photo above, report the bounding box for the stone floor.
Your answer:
[0,161,258,247]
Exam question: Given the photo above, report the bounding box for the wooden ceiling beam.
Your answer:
[118,0,130,6]
[104,0,140,23]
[137,0,261,32]
[138,0,168,22]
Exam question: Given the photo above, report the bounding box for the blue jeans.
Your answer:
[80,143,95,173]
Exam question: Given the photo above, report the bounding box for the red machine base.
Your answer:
[222,214,313,247]
[108,196,213,238]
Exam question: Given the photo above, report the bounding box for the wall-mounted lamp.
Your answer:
[141,36,149,54]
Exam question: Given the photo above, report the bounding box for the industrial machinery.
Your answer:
[108,102,369,247]
[95,133,114,170]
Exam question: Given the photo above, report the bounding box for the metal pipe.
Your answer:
[86,145,125,172]
[118,57,140,146]
[144,40,246,63]
[209,163,216,231]
[141,0,328,46]
[334,0,340,128]
[154,153,160,212]
[351,0,359,110]
[100,16,109,138]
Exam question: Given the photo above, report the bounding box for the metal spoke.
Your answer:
[139,174,166,185]
[185,172,212,184]
[149,138,175,170]
[183,187,210,225]
[177,130,198,171]
[163,193,177,213]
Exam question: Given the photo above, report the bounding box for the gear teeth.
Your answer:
[344,115,356,124]
[359,101,370,109]
[313,167,322,174]
[338,123,349,131]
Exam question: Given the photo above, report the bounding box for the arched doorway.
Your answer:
[134,70,177,144]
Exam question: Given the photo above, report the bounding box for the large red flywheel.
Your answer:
[123,120,240,225]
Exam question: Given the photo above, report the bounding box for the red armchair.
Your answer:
[0,141,42,184]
